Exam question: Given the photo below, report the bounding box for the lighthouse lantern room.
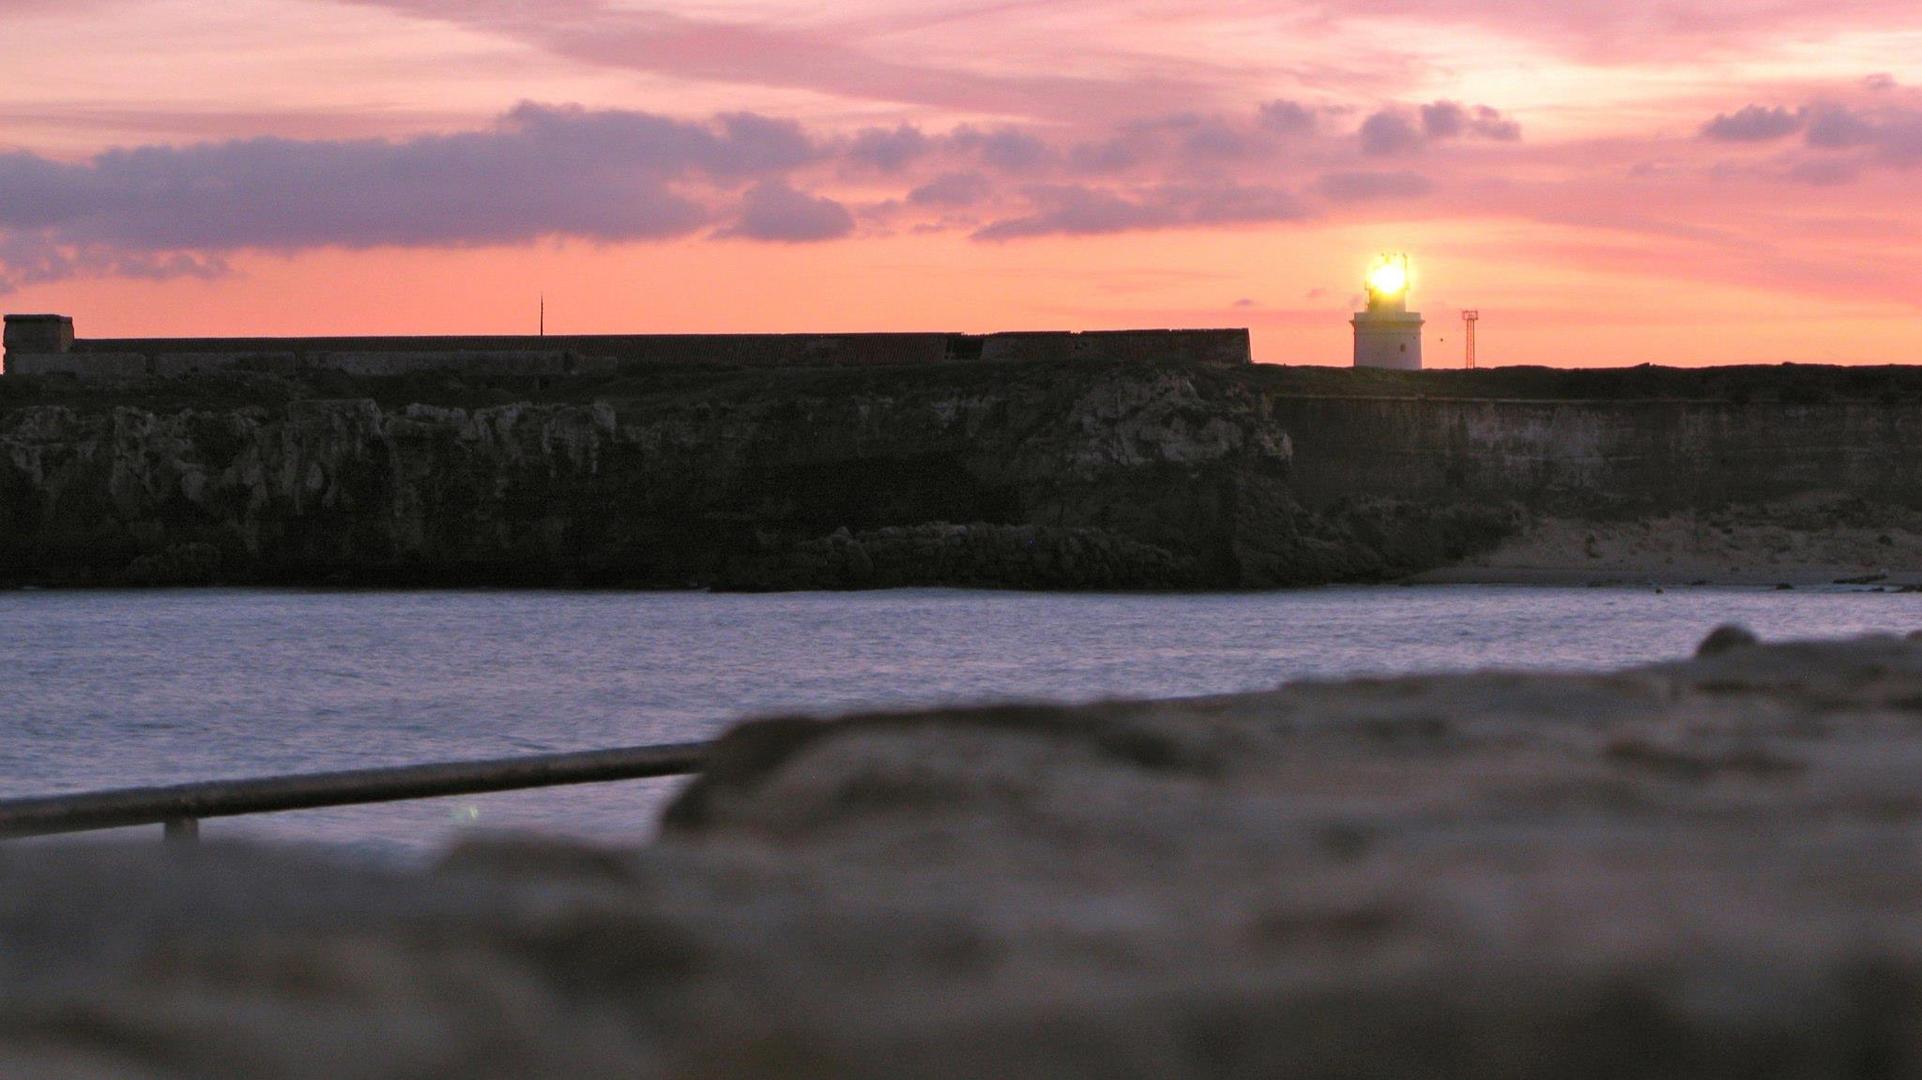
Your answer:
[1352,254,1424,370]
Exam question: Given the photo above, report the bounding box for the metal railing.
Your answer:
[0,740,710,843]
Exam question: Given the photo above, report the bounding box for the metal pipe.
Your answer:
[0,741,710,840]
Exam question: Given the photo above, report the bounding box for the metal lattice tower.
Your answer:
[1462,310,1479,369]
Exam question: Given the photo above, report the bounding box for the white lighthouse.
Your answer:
[1351,254,1423,370]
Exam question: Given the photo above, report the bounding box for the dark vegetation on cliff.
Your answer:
[3,358,1915,591]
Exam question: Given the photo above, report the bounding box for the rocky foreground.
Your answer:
[13,630,1922,1076]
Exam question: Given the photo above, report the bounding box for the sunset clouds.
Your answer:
[0,95,1509,279]
[4,0,1922,364]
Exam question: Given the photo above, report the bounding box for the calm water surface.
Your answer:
[8,585,1917,858]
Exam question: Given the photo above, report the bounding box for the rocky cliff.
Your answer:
[8,358,1922,590]
[0,361,1514,590]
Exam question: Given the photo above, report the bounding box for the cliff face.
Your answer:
[1272,396,1922,512]
[6,362,1448,589]
[11,359,1918,591]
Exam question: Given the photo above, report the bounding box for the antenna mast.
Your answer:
[539,294,545,338]
[1462,310,1479,369]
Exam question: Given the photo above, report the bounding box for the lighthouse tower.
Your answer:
[1351,254,1423,370]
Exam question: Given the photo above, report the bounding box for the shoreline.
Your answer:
[1402,565,1922,588]
[4,569,1918,594]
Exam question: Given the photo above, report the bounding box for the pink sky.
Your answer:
[4,0,1921,365]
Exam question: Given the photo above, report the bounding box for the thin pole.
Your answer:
[0,740,709,840]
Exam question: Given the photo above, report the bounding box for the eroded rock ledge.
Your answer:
[12,357,1922,590]
[11,632,1922,1076]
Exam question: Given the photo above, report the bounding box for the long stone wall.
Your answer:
[2,324,1253,378]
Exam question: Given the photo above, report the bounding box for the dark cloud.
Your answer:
[1359,111,1425,156]
[1366,103,1518,154]
[1179,119,1253,160]
[1068,136,1149,174]
[1476,106,1523,141]
[1315,170,1435,201]
[1804,103,1879,149]
[1118,113,1255,160]
[1708,99,1922,172]
[0,103,833,256]
[1866,74,1899,92]
[0,90,1543,289]
[1877,118,1922,165]
[701,112,821,174]
[719,180,855,242]
[907,171,991,207]
[973,182,1305,240]
[1257,100,1316,136]
[1702,105,1805,141]
[0,102,850,288]
[1422,102,1521,141]
[1794,102,1922,165]
[1421,102,1468,138]
[974,186,1149,238]
[950,126,1055,172]
[847,125,929,172]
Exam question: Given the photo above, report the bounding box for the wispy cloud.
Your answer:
[336,0,1209,122]
[973,182,1308,240]
[1315,170,1434,202]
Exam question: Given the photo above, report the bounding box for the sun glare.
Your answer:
[1367,257,1408,297]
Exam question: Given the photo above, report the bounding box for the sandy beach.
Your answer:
[1408,494,1922,588]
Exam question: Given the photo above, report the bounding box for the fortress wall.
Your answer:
[979,329,1251,366]
[978,332,1076,364]
[313,351,574,377]
[152,353,298,378]
[10,327,1251,378]
[1071,329,1252,366]
[1270,396,1922,512]
[2,314,73,358]
[68,332,962,371]
[6,353,148,379]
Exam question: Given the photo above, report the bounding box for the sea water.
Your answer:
[6,585,1915,858]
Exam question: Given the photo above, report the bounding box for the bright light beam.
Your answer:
[1367,257,1408,297]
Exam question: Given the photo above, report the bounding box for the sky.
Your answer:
[4,0,1922,365]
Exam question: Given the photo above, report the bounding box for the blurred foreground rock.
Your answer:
[18,633,1922,1076]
